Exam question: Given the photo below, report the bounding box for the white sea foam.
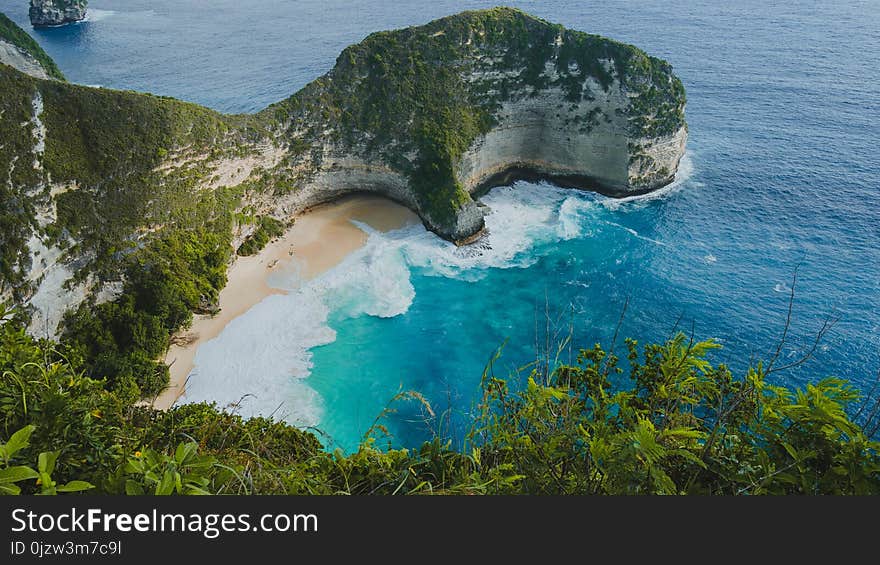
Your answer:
[182,288,333,426]
[557,197,597,240]
[599,221,666,246]
[400,184,569,280]
[184,154,698,426]
[774,282,791,293]
[599,151,696,211]
[314,226,415,319]
[84,9,115,22]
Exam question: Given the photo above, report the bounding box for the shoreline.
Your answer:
[150,194,418,410]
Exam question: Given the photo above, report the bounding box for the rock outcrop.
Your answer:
[0,37,49,78]
[0,11,64,78]
[260,8,687,242]
[29,0,86,27]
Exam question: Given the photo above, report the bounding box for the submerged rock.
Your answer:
[29,0,87,27]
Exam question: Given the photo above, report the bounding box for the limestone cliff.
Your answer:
[29,0,86,27]
[0,12,64,79]
[0,8,686,337]
[255,8,687,242]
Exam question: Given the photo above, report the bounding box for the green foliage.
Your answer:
[33,448,95,495]
[626,57,687,138]
[0,12,65,80]
[39,78,232,266]
[0,62,239,298]
[0,312,126,487]
[236,216,285,256]
[2,306,877,496]
[120,442,233,495]
[0,312,317,494]
[467,334,880,494]
[61,228,230,398]
[0,425,39,494]
[0,425,94,495]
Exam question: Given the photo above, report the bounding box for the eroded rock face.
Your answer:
[0,38,50,78]
[263,8,688,243]
[0,11,65,78]
[29,0,87,27]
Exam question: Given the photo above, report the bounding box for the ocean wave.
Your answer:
[601,221,666,246]
[183,288,333,427]
[313,225,415,319]
[85,9,116,22]
[558,196,597,240]
[400,184,570,279]
[774,282,791,293]
[598,151,696,211]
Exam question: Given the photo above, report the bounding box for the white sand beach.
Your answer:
[150,194,418,410]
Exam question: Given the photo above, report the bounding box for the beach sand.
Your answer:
[150,194,418,410]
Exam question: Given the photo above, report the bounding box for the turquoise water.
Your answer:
[4,1,878,452]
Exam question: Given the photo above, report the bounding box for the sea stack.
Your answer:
[29,0,87,27]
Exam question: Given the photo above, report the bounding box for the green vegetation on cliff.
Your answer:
[0,11,65,80]
[39,79,232,265]
[264,7,686,230]
[1,310,877,495]
[236,216,285,256]
[0,67,40,298]
[1,61,244,398]
[0,67,248,400]
[61,228,230,399]
[0,62,239,296]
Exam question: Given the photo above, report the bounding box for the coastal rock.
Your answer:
[29,0,86,27]
[261,8,688,242]
[0,38,49,78]
[0,11,65,78]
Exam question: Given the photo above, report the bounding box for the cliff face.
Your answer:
[0,62,236,333]
[29,0,86,27]
[0,8,686,336]
[0,12,64,79]
[260,8,687,242]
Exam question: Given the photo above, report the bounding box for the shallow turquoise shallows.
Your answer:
[5,0,877,452]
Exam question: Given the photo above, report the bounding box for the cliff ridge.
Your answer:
[0,11,64,78]
[260,8,687,241]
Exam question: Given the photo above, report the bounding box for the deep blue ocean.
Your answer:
[3,0,878,452]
